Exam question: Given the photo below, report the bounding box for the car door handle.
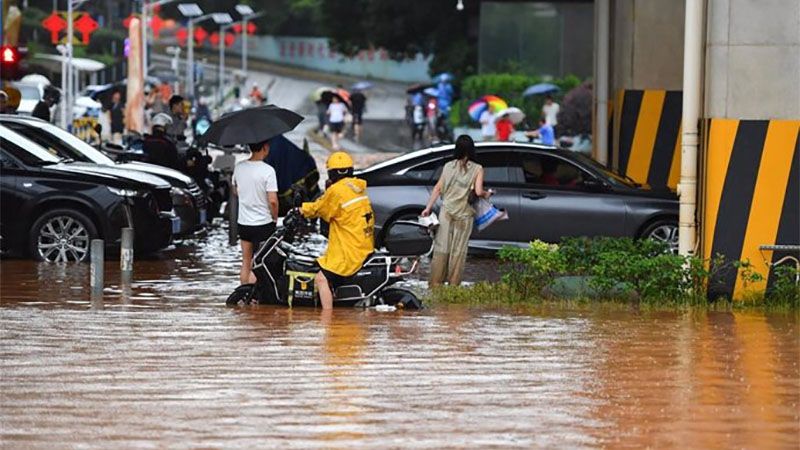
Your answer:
[522,191,547,200]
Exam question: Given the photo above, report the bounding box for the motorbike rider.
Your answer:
[297,151,375,310]
[166,95,187,142]
[143,113,180,170]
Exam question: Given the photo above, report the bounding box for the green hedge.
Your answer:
[450,73,582,128]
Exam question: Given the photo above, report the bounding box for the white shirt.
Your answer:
[328,102,347,123]
[233,160,278,226]
[542,102,560,126]
[479,110,496,137]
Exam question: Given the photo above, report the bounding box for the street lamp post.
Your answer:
[234,4,255,82]
[177,3,203,98]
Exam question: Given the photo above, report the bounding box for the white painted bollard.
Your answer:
[120,227,134,273]
[90,239,104,294]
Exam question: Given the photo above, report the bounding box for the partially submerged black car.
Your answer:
[0,115,208,236]
[359,142,680,252]
[1,126,176,262]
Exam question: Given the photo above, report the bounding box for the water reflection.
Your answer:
[0,228,797,448]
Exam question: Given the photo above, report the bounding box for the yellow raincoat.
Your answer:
[300,177,375,277]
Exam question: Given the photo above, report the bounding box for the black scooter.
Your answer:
[226,210,430,309]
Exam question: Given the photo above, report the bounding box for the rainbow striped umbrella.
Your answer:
[468,95,509,121]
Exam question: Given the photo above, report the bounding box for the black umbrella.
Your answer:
[406,83,433,95]
[200,105,304,146]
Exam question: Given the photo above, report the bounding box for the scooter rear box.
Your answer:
[383,221,432,256]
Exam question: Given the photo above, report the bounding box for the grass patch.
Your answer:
[425,237,799,311]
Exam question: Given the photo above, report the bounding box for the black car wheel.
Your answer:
[642,219,679,254]
[30,209,98,263]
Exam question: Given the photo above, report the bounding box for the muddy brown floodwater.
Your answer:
[1,228,798,449]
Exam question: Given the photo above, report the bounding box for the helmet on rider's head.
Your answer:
[326,151,353,170]
[326,151,354,183]
[151,112,173,129]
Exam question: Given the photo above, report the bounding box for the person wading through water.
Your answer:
[297,151,375,310]
[421,135,493,286]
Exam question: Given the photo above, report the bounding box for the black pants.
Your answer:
[238,222,276,250]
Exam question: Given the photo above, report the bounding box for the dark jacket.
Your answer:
[110,102,125,133]
[143,132,180,170]
[31,101,51,122]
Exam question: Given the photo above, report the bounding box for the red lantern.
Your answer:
[150,14,164,38]
[232,23,242,34]
[209,31,220,47]
[224,32,235,48]
[246,22,257,35]
[176,27,188,46]
[152,3,161,14]
[193,26,208,45]
[42,11,67,44]
[74,13,99,44]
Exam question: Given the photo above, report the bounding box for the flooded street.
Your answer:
[1,228,798,449]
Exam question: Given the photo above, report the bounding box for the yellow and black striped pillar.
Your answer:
[703,119,800,299]
[613,89,683,189]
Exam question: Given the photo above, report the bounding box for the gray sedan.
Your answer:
[357,142,679,252]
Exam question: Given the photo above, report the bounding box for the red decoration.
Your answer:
[193,27,208,45]
[209,31,220,47]
[176,27,188,46]
[150,14,164,38]
[232,23,243,34]
[224,33,235,48]
[246,22,257,35]
[42,11,67,44]
[74,13,99,44]
[123,13,138,29]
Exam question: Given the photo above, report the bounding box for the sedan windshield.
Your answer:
[4,121,114,165]
[573,153,638,187]
[0,125,62,165]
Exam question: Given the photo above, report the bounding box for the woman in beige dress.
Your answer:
[421,135,493,286]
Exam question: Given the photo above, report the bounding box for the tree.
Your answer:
[319,0,477,78]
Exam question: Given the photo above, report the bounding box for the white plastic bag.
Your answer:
[474,198,508,231]
[418,212,440,228]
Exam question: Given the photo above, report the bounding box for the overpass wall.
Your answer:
[606,0,799,299]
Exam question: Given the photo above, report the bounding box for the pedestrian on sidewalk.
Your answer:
[495,113,514,142]
[542,95,560,126]
[350,89,367,141]
[421,135,493,287]
[233,140,279,285]
[525,117,555,146]
[479,109,495,141]
[327,96,347,150]
[412,103,426,145]
[109,90,126,145]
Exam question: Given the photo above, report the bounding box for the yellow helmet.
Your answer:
[326,151,354,170]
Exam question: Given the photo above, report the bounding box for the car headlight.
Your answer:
[171,187,193,206]
[108,187,140,197]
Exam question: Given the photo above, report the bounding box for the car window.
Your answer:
[0,150,19,169]
[0,126,60,165]
[4,122,112,164]
[516,153,585,188]
[473,151,513,184]
[404,158,445,181]
[14,84,40,100]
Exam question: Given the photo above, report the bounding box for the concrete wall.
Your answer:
[611,0,685,92]
[705,0,800,119]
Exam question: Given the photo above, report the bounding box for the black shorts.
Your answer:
[238,222,275,246]
[320,267,351,291]
[329,122,344,133]
[352,111,363,125]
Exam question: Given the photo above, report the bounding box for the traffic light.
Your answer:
[0,45,22,80]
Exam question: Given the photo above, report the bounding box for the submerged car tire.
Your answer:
[226,284,257,306]
[641,219,679,254]
[381,288,423,310]
[29,209,98,263]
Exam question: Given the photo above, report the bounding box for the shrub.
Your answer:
[498,240,566,297]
